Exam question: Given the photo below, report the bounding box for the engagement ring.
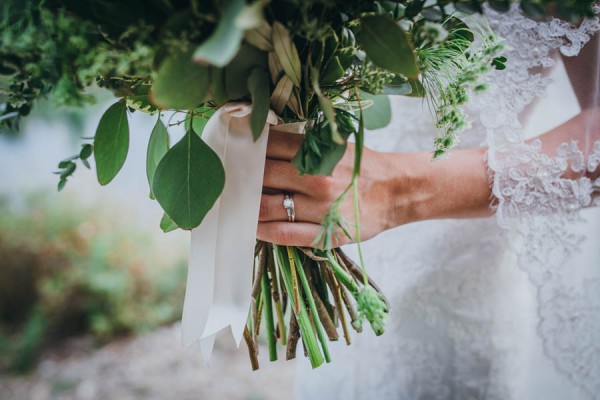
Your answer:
[283,193,295,222]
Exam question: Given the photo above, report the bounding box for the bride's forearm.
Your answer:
[384,108,600,230]
[383,147,493,227]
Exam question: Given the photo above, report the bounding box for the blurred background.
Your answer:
[0,92,294,400]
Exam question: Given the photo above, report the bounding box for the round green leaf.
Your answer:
[93,101,130,185]
[152,131,225,230]
[360,15,419,79]
[192,0,246,67]
[151,51,210,110]
[146,118,170,199]
[160,213,179,233]
[184,107,215,136]
[359,91,391,130]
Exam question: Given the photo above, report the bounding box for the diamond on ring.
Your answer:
[283,193,296,222]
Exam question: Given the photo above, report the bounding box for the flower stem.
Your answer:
[290,247,332,363]
[274,245,324,368]
[351,176,368,286]
[261,266,278,362]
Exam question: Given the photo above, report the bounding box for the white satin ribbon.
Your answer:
[181,103,278,360]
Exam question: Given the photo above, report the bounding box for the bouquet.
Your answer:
[1,0,594,370]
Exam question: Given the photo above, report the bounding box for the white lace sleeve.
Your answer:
[476,5,600,398]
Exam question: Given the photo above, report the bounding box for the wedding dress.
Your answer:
[296,6,600,400]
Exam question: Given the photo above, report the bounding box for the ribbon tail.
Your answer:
[181,103,278,357]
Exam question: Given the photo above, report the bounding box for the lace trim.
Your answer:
[494,139,596,230]
[480,4,600,398]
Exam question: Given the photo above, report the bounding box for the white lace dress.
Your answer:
[296,6,600,400]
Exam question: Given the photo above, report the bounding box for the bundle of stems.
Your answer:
[243,241,388,370]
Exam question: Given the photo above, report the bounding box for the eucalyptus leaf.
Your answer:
[184,106,215,136]
[93,101,129,186]
[359,90,391,130]
[248,68,271,141]
[193,0,246,67]
[160,213,179,233]
[151,51,210,110]
[225,44,267,99]
[153,130,225,230]
[235,0,267,30]
[146,118,170,199]
[360,15,419,79]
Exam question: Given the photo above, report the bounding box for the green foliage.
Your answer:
[272,22,302,87]
[360,15,419,79]
[0,194,186,373]
[160,213,178,233]
[359,90,392,131]
[315,190,352,250]
[1,0,596,232]
[93,100,130,185]
[248,68,271,141]
[292,108,357,176]
[150,51,210,110]
[153,130,226,230]
[0,0,597,370]
[418,19,505,158]
[192,0,247,67]
[224,44,268,99]
[352,286,387,336]
[146,117,170,199]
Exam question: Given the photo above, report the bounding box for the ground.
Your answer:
[0,323,296,400]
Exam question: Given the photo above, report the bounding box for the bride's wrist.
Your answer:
[385,148,493,228]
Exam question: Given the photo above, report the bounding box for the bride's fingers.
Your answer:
[263,158,311,194]
[258,193,329,223]
[266,130,303,161]
[257,221,349,248]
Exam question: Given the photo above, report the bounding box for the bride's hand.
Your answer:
[257,129,493,248]
[257,129,399,248]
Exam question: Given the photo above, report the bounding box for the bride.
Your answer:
[257,5,600,400]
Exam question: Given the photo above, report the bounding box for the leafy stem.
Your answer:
[351,175,368,286]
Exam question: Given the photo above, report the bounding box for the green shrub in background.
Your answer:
[0,193,187,373]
